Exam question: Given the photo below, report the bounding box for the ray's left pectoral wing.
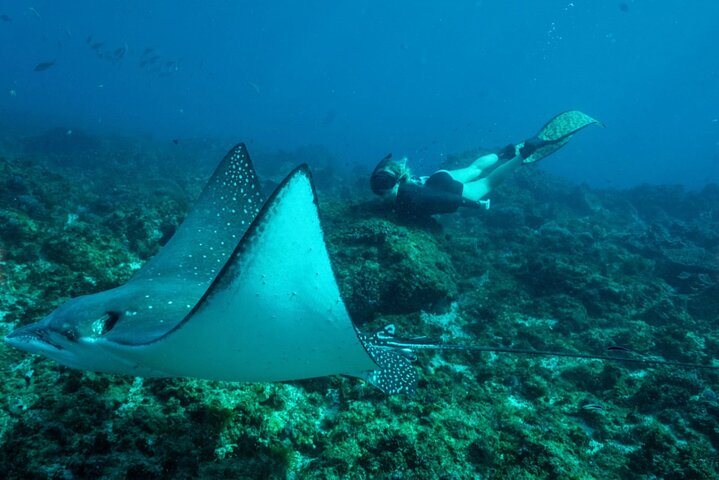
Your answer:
[130,143,265,287]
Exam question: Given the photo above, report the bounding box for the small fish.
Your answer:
[113,45,127,58]
[322,109,337,126]
[619,2,629,12]
[172,139,179,145]
[606,345,631,352]
[581,403,604,412]
[1,14,11,22]
[23,368,33,387]
[91,42,104,50]
[247,81,260,94]
[142,47,154,56]
[34,61,55,72]
[86,35,92,44]
[162,60,179,74]
[702,388,717,403]
[28,7,41,18]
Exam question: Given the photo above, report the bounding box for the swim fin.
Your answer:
[519,110,604,164]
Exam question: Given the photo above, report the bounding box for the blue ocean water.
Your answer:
[1,1,717,188]
[2,3,719,479]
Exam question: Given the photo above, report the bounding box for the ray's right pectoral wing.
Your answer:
[122,165,378,383]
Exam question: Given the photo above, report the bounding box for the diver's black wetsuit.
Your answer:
[395,171,475,217]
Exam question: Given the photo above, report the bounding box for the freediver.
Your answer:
[369,110,602,217]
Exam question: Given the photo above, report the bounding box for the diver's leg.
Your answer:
[462,155,523,202]
[470,153,500,170]
[445,153,499,183]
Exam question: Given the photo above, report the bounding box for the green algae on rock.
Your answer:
[0,136,718,479]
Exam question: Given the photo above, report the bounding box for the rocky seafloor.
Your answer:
[0,131,717,479]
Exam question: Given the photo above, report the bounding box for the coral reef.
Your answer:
[0,134,717,479]
[322,201,458,323]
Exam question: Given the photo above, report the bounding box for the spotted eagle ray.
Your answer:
[5,143,717,394]
[5,144,418,393]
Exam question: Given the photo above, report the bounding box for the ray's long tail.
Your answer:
[354,324,718,395]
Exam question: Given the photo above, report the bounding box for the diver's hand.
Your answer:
[519,136,547,159]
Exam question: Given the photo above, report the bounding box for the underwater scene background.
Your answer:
[1,1,718,479]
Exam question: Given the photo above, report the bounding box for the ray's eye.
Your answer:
[61,329,78,342]
[91,311,121,336]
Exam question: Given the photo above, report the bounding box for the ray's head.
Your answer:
[5,289,140,373]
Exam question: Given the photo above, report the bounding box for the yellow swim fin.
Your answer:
[520,110,604,164]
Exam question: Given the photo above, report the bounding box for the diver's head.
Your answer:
[370,154,410,197]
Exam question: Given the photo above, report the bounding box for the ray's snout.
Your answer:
[5,322,60,353]
[5,323,36,346]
